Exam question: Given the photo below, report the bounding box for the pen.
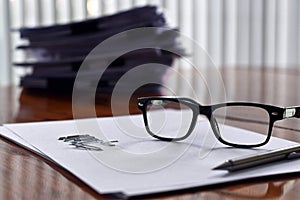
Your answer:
[213,145,300,172]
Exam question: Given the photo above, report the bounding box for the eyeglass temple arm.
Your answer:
[283,107,300,118]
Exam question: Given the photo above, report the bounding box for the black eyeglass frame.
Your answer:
[137,96,300,148]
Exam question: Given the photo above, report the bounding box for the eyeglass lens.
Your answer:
[212,106,270,145]
[146,100,194,139]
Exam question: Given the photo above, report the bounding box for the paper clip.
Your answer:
[58,134,118,151]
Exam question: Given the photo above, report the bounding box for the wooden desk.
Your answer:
[1,68,300,199]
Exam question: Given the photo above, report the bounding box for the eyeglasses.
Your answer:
[137,96,300,148]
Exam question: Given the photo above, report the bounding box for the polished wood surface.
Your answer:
[1,68,300,199]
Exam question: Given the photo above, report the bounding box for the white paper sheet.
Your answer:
[1,112,300,197]
[0,126,44,156]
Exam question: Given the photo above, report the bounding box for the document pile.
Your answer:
[14,6,182,94]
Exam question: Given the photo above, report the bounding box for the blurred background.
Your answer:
[1,0,300,91]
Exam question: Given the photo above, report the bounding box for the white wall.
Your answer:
[0,0,11,86]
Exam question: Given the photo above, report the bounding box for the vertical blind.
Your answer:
[1,0,300,87]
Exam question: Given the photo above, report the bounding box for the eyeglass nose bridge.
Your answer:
[198,106,223,141]
[208,116,222,140]
[199,106,210,116]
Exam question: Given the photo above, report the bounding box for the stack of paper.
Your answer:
[13,6,183,94]
[1,112,300,198]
